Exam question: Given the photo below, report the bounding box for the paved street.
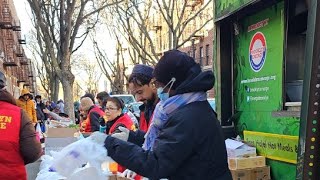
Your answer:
[26,160,41,180]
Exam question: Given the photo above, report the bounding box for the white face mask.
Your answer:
[157,77,176,102]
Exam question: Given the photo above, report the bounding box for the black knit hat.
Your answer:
[0,71,6,89]
[153,50,199,89]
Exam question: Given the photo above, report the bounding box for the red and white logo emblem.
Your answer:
[249,32,267,72]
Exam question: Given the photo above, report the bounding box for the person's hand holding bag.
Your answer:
[111,126,130,141]
[88,131,108,146]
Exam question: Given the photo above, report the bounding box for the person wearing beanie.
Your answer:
[114,64,159,147]
[0,71,42,180]
[80,97,104,132]
[16,88,37,124]
[89,50,232,179]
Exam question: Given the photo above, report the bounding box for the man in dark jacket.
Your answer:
[90,50,232,179]
[128,64,158,132]
[113,64,159,146]
[35,95,46,120]
[0,71,42,180]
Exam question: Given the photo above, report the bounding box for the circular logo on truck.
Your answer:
[249,32,267,72]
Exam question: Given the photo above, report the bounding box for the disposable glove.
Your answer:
[111,126,130,141]
[121,169,137,179]
[88,131,108,145]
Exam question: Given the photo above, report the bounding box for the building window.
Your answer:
[199,47,203,66]
[205,44,210,65]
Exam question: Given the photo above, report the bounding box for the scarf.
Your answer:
[142,92,207,151]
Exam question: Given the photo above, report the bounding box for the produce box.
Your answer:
[231,166,271,180]
[108,174,132,180]
[228,156,266,170]
[251,166,271,180]
[45,127,78,155]
[230,168,251,180]
[47,127,78,138]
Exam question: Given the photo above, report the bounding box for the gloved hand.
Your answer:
[88,131,108,145]
[111,126,130,141]
[121,169,137,179]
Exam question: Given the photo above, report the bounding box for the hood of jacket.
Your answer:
[21,88,31,96]
[174,66,215,95]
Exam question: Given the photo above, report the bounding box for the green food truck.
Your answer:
[214,0,319,179]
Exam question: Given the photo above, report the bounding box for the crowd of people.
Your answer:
[0,49,232,180]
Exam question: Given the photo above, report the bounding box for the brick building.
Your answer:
[179,29,215,98]
[0,0,35,97]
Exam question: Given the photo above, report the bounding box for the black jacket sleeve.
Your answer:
[128,130,146,147]
[89,112,101,132]
[104,114,195,179]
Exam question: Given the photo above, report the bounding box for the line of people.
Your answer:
[0,49,232,180]
[86,50,233,179]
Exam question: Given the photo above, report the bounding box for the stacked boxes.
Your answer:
[225,139,271,180]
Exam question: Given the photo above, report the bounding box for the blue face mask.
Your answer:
[157,88,169,102]
[157,77,176,102]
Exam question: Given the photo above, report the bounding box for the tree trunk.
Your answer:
[50,74,59,102]
[61,75,75,122]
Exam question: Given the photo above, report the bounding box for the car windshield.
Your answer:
[131,103,142,111]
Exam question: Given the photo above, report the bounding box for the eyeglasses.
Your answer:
[105,107,118,111]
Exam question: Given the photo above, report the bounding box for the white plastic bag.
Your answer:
[35,123,43,142]
[39,155,54,171]
[49,137,109,177]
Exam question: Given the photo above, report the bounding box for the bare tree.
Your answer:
[92,35,127,94]
[73,55,102,95]
[27,25,60,102]
[27,0,123,119]
[105,0,214,65]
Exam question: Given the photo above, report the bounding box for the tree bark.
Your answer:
[51,75,59,102]
[60,71,75,122]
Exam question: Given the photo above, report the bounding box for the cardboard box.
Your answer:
[231,166,271,180]
[108,175,132,180]
[225,139,256,158]
[228,156,266,170]
[45,128,78,155]
[251,166,271,180]
[47,127,78,138]
[231,168,252,180]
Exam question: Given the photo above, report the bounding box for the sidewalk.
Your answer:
[26,159,41,180]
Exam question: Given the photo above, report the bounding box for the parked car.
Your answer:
[208,98,216,111]
[127,102,143,118]
[111,94,136,104]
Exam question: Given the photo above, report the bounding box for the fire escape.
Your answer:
[186,0,204,10]
[0,0,12,29]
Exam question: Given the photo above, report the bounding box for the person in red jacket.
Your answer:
[80,97,104,132]
[0,71,42,180]
[104,97,135,174]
